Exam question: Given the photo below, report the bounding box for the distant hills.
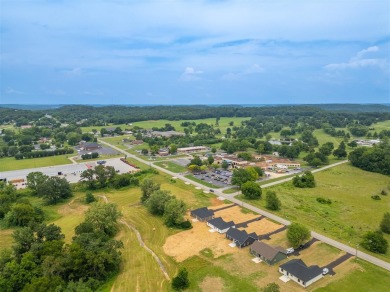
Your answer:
[0,103,389,112]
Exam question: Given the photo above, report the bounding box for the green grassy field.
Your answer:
[315,259,390,292]
[238,163,390,261]
[0,155,72,172]
[81,117,250,136]
[368,120,390,134]
[154,161,187,173]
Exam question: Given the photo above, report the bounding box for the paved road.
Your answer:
[99,139,390,272]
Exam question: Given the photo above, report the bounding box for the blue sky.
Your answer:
[0,0,389,105]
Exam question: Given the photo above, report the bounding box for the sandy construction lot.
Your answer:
[163,220,238,262]
[211,205,258,223]
[239,219,282,235]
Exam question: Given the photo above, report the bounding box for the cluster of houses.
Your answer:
[190,206,326,288]
[214,153,301,173]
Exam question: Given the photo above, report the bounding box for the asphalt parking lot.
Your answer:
[193,169,233,187]
[0,157,138,188]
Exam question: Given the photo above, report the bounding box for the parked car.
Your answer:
[286,247,294,254]
[322,268,329,275]
[209,189,214,192]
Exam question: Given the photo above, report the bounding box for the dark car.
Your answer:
[209,189,214,192]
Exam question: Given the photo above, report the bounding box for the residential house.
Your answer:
[207,217,235,234]
[151,131,185,138]
[250,241,287,265]
[279,259,323,288]
[190,207,215,222]
[226,228,258,248]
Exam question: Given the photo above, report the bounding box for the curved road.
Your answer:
[99,139,390,272]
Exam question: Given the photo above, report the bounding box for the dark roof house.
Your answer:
[279,259,323,288]
[226,228,258,248]
[190,207,215,222]
[207,217,235,233]
[250,241,287,265]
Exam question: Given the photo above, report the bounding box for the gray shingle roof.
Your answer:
[190,207,214,219]
[208,217,235,230]
[280,259,322,282]
[226,228,258,244]
[250,241,286,261]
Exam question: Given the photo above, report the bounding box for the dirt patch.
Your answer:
[199,277,225,292]
[211,205,258,224]
[239,219,282,236]
[163,221,238,262]
[58,200,88,216]
[210,197,224,206]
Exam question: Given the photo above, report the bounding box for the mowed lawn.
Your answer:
[239,163,390,261]
[154,161,187,173]
[315,259,390,292]
[0,155,72,172]
[81,117,250,136]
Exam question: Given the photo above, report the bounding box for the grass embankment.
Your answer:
[154,161,187,173]
[0,155,72,172]
[238,163,390,261]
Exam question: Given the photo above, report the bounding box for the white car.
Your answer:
[286,247,294,254]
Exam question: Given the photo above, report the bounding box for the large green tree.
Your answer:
[172,268,190,291]
[266,191,281,211]
[231,168,254,188]
[287,223,311,248]
[146,190,173,216]
[84,202,122,236]
[163,198,186,227]
[26,172,49,196]
[39,177,72,205]
[241,181,262,199]
[361,231,388,254]
[140,178,161,203]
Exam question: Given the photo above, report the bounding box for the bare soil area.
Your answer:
[163,220,238,262]
[239,219,282,235]
[211,205,258,223]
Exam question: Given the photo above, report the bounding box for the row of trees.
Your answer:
[27,172,73,205]
[140,179,191,229]
[0,202,123,291]
[348,140,390,175]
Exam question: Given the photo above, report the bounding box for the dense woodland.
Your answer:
[1,104,389,126]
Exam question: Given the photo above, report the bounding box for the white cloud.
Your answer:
[180,67,203,81]
[5,87,24,95]
[324,46,387,70]
[222,64,265,80]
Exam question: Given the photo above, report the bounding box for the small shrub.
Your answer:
[85,192,97,204]
[172,268,190,291]
[371,195,381,200]
[179,220,192,230]
[381,189,388,196]
[316,197,332,204]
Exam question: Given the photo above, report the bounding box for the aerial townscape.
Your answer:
[0,1,389,292]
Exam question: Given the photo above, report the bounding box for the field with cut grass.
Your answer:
[238,163,390,261]
[154,161,187,173]
[0,155,72,172]
[81,117,250,137]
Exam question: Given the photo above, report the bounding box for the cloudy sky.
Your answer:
[0,0,389,105]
